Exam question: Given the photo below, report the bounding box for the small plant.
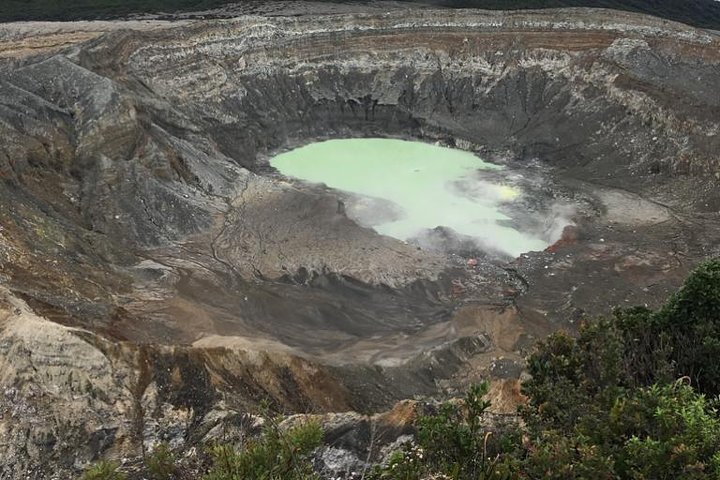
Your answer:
[203,417,322,480]
[80,460,127,480]
[371,382,514,480]
[146,442,178,480]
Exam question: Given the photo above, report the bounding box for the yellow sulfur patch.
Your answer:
[498,185,520,200]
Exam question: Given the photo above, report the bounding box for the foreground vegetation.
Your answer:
[83,259,720,479]
[372,259,720,479]
[3,0,720,30]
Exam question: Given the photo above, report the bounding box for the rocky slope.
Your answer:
[0,5,719,477]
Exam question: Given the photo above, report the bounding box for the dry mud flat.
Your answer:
[0,5,719,477]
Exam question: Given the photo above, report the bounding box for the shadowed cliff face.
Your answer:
[0,7,719,477]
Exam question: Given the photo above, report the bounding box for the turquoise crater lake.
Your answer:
[271,138,553,258]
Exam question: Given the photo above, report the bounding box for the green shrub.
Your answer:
[80,460,127,480]
[203,418,322,480]
[370,383,516,480]
[615,383,720,479]
[515,260,720,479]
[515,380,720,479]
[522,260,720,431]
[146,442,178,480]
[374,259,720,480]
[657,260,720,394]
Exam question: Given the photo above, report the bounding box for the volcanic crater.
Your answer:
[0,4,719,476]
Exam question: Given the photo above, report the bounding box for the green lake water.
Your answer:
[270,138,550,257]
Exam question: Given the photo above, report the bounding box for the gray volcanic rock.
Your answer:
[0,6,718,477]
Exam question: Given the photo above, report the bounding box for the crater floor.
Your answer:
[0,4,719,477]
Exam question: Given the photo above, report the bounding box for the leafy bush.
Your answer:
[522,259,720,427]
[146,442,178,480]
[657,260,720,394]
[80,460,127,480]
[616,383,720,479]
[203,418,323,480]
[373,259,720,480]
[513,260,720,479]
[370,383,516,480]
[511,379,720,479]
